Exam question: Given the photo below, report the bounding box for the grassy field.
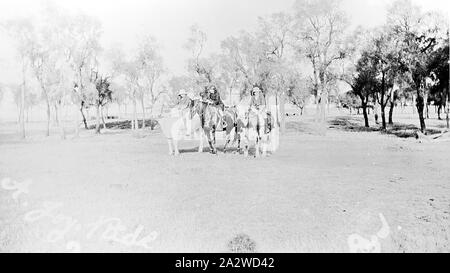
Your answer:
[1,107,449,253]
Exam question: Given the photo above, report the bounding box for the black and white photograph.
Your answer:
[0,0,449,257]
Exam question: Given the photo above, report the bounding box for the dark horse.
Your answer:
[222,106,246,154]
[191,99,222,154]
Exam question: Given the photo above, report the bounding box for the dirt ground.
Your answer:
[1,108,449,253]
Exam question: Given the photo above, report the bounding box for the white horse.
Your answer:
[158,106,205,156]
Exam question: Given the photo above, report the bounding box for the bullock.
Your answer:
[158,106,205,156]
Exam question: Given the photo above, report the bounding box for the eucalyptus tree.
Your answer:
[62,13,103,136]
[427,41,449,127]
[2,18,34,138]
[257,12,295,133]
[221,31,273,96]
[341,51,379,127]
[136,37,166,125]
[368,29,406,130]
[185,25,217,92]
[388,0,446,132]
[285,71,312,116]
[291,0,349,124]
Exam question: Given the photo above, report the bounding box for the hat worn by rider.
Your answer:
[251,86,261,96]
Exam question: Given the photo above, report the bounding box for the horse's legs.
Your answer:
[210,126,217,154]
[237,136,241,154]
[204,128,216,154]
[243,130,249,157]
[223,132,231,154]
[255,136,261,158]
[261,135,268,157]
[234,130,242,154]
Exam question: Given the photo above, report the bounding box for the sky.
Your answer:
[0,0,448,119]
[0,0,448,81]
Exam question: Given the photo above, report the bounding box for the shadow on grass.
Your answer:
[286,121,314,133]
[437,123,450,130]
[88,119,159,130]
[285,120,328,135]
[328,116,442,138]
[179,146,242,155]
[178,144,262,157]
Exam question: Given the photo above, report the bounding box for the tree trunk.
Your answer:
[141,98,146,129]
[29,107,33,122]
[95,103,101,134]
[20,83,26,138]
[416,89,427,133]
[74,103,80,138]
[160,103,165,117]
[361,99,369,128]
[446,89,449,129]
[132,97,138,130]
[380,75,387,130]
[319,91,327,123]
[314,93,320,122]
[279,92,286,135]
[56,103,66,140]
[80,103,88,130]
[327,95,330,114]
[388,100,395,125]
[446,103,449,129]
[101,105,107,130]
[54,103,59,127]
[18,61,27,139]
[42,97,50,136]
[373,93,379,124]
[60,124,66,140]
[381,106,387,130]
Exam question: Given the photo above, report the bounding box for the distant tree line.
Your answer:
[0,0,448,139]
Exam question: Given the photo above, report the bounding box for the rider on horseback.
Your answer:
[177,89,191,108]
[250,85,266,111]
[177,89,194,137]
[200,86,224,109]
[200,85,225,130]
[249,85,273,134]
